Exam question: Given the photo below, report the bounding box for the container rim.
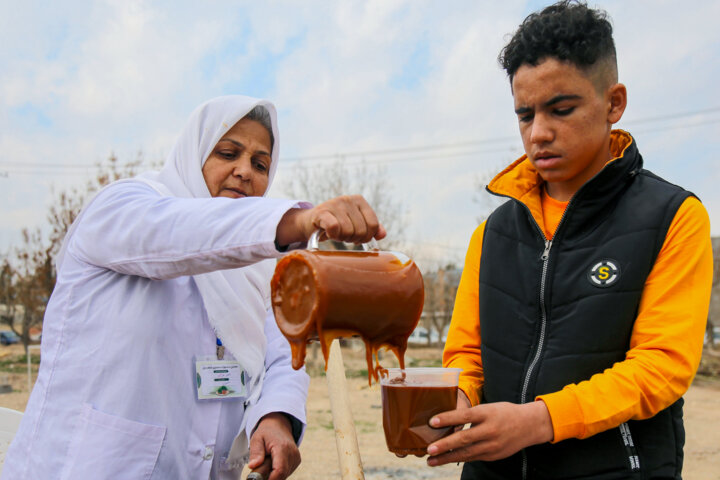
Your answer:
[381,367,462,374]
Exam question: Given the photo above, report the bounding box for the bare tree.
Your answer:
[707,318,716,349]
[282,159,407,249]
[473,168,508,224]
[707,237,720,350]
[46,153,146,259]
[1,153,148,354]
[0,260,19,333]
[421,265,460,346]
[6,228,53,354]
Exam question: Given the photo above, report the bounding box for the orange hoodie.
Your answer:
[443,131,713,442]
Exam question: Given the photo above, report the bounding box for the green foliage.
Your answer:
[344,368,369,378]
[407,357,443,368]
[0,353,40,374]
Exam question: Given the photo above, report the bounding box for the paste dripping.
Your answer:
[271,249,424,383]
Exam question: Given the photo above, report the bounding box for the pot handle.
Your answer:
[308,229,379,252]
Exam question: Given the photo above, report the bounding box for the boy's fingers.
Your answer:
[427,447,466,467]
[428,444,483,467]
[430,406,481,429]
[427,427,481,457]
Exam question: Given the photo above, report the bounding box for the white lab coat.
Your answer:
[2,181,310,480]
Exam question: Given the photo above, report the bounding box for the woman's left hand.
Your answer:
[247,413,300,480]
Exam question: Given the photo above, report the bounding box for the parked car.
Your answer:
[0,331,20,345]
[408,326,440,345]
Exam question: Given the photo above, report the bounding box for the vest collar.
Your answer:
[487,130,640,235]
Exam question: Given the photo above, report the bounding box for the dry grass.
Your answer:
[1,343,718,479]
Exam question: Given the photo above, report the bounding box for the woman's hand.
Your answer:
[425,400,554,467]
[276,195,387,247]
[247,413,300,480]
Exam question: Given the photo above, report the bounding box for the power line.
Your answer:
[0,162,94,169]
[282,145,522,170]
[282,135,519,162]
[626,117,720,135]
[283,105,720,163]
[0,144,523,175]
[620,106,720,125]
[1,105,719,176]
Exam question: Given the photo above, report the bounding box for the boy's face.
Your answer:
[512,58,625,201]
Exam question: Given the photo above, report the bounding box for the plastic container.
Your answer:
[380,367,461,456]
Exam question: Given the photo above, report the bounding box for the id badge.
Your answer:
[195,356,246,400]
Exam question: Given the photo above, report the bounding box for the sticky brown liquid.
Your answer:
[381,384,457,456]
[271,250,424,383]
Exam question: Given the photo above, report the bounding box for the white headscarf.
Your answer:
[136,96,280,408]
[57,95,281,408]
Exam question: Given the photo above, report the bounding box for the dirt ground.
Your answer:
[1,343,718,479]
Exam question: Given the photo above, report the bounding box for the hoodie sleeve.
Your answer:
[443,222,487,407]
[538,197,713,442]
[68,181,306,280]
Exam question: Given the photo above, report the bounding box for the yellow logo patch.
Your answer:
[588,260,620,288]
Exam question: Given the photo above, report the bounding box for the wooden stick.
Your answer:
[326,339,365,479]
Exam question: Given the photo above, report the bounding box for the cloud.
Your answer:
[1,0,719,257]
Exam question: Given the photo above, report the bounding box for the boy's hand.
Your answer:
[426,400,553,466]
[457,389,471,409]
[453,390,471,432]
[276,195,386,247]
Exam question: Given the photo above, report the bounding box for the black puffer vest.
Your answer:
[463,134,692,480]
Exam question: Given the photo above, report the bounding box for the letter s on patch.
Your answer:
[588,260,621,288]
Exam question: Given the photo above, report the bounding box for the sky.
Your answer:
[2,0,719,270]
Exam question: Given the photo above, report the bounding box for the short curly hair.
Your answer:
[499,1,616,84]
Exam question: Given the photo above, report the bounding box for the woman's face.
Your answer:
[202,117,272,198]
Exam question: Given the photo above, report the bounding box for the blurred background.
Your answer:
[0,1,718,477]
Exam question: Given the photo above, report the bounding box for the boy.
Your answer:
[429,2,713,479]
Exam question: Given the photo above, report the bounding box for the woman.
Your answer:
[2,95,385,480]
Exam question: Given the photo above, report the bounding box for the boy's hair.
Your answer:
[498,1,617,87]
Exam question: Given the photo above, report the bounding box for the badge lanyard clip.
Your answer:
[216,337,225,360]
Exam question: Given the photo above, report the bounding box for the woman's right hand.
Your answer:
[275,195,386,247]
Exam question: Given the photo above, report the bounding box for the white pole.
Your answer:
[26,348,31,393]
[27,345,40,393]
[325,339,365,479]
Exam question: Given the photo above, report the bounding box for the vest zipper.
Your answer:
[521,238,552,404]
[487,189,572,480]
[519,203,570,480]
[521,237,552,480]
